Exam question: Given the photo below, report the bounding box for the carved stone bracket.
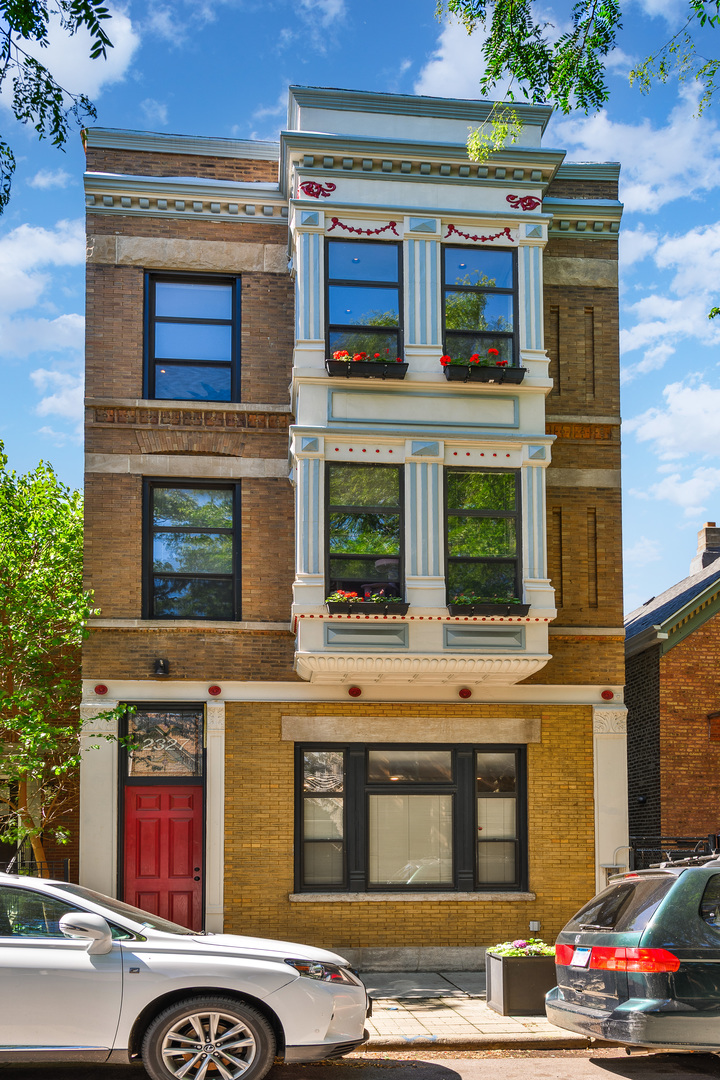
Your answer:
[592,707,627,734]
[206,703,225,732]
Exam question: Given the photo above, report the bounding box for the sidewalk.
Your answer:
[360,972,593,1051]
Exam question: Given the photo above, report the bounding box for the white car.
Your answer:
[0,872,368,1079]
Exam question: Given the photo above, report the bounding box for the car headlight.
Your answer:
[285,959,361,984]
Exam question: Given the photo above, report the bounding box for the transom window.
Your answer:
[443,247,516,365]
[326,240,402,360]
[326,464,403,599]
[446,470,521,603]
[297,745,526,892]
[145,482,240,620]
[146,275,239,401]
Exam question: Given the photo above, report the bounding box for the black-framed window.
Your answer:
[326,463,403,598]
[145,274,240,401]
[445,469,521,603]
[326,240,403,360]
[123,705,205,779]
[443,246,516,365]
[296,744,526,892]
[144,482,240,620]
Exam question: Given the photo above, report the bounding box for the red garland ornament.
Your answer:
[298,180,336,199]
[444,224,515,244]
[328,217,399,237]
[506,194,542,211]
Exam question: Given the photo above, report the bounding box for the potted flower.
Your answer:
[486,938,557,1016]
[325,589,409,616]
[326,350,408,380]
[440,349,526,385]
[447,594,531,617]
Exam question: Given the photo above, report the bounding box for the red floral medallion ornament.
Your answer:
[506,194,542,211]
[298,180,336,199]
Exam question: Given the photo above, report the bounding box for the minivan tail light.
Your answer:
[589,946,680,973]
[555,944,574,966]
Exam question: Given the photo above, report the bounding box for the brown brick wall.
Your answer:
[626,644,662,836]
[544,284,620,416]
[86,419,289,459]
[241,479,294,622]
[86,147,278,183]
[545,238,618,261]
[545,178,619,201]
[84,473,143,617]
[223,700,595,949]
[240,274,295,403]
[525,636,624,685]
[87,214,286,245]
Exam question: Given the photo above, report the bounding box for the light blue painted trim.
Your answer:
[311,457,321,574]
[418,242,427,345]
[407,240,416,344]
[313,233,322,340]
[522,247,532,351]
[301,458,310,573]
[327,388,520,429]
[408,461,418,577]
[444,625,525,649]
[409,218,438,233]
[524,469,534,580]
[419,463,428,577]
[324,623,409,648]
[535,465,545,578]
[431,462,440,576]
[301,233,311,340]
[429,241,438,344]
[532,245,542,349]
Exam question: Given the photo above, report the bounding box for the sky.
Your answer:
[1,0,719,615]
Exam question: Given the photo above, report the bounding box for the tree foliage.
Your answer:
[0,0,113,213]
[0,445,122,868]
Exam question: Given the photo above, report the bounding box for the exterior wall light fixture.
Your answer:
[153,658,170,677]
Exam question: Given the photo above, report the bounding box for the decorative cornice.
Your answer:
[85,127,280,161]
[544,197,623,237]
[593,707,628,734]
[555,163,621,182]
[294,652,550,684]
[89,405,292,430]
[84,172,287,222]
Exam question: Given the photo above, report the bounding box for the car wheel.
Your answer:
[141,996,277,1080]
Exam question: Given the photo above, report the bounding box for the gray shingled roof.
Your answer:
[625,557,720,640]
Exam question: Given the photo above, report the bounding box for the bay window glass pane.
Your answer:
[368,795,453,886]
[152,577,233,619]
[448,473,516,512]
[443,334,513,364]
[329,466,400,508]
[329,330,399,357]
[477,841,516,883]
[477,753,517,792]
[153,488,233,529]
[127,708,203,777]
[328,242,398,282]
[368,750,452,783]
[153,533,233,574]
[303,751,343,792]
[304,842,343,885]
[328,557,401,583]
[445,291,513,332]
[447,517,516,558]
[444,248,513,289]
[477,799,516,839]
[328,285,399,326]
[155,363,231,402]
[329,512,401,554]
[447,561,516,600]
[304,798,343,840]
[155,282,232,320]
[155,322,232,362]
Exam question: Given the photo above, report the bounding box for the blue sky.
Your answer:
[1,0,719,613]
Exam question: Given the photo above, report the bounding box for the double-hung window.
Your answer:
[145,482,240,620]
[446,469,521,604]
[443,246,516,365]
[297,745,526,892]
[146,274,240,401]
[326,464,403,599]
[326,240,402,359]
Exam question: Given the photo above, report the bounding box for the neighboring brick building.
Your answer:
[626,523,720,843]
[80,87,626,967]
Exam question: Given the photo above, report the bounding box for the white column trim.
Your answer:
[79,702,119,898]
[205,702,225,932]
[592,706,629,893]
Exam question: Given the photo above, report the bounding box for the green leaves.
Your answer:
[0,0,113,212]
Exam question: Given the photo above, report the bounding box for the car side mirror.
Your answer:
[59,912,113,955]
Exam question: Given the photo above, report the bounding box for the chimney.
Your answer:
[690,522,720,574]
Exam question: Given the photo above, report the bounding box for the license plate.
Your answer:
[570,947,591,968]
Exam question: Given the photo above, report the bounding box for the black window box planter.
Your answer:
[326,601,410,615]
[325,360,408,380]
[486,953,558,1016]
[447,602,531,617]
[442,365,527,385]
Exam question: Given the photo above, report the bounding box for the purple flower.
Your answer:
[512,939,528,949]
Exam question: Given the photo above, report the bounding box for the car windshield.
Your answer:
[564,875,677,933]
[49,883,195,935]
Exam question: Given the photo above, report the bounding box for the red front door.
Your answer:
[123,785,204,930]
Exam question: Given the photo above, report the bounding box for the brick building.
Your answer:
[80,86,626,967]
[626,523,720,845]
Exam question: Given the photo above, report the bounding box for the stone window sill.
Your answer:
[288,891,535,903]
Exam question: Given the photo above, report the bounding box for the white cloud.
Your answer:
[625,380,720,460]
[553,85,720,212]
[414,19,492,100]
[31,368,84,426]
[298,0,345,24]
[646,468,720,517]
[140,98,169,126]
[0,219,84,319]
[624,536,663,564]
[631,0,688,25]
[27,168,73,190]
[1,313,84,359]
[145,4,186,45]
[619,225,658,269]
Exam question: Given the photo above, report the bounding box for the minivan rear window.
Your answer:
[564,876,676,933]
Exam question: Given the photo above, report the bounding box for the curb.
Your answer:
[365,1033,595,1051]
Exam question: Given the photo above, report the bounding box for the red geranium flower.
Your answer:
[488,348,500,357]
[396,357,402,362]
[496,360,508,367]
[374,353,381,358]
[353,352,367,361]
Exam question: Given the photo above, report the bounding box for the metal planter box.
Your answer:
[326,602,409,616]
[486,953,558,1016]
[442,365,526,385]
[325,360,408,380]
[447,603,531,617]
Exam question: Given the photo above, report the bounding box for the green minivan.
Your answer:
[546,861,720,1050]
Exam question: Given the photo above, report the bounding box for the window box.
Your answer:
[326,600,409,615]
[486,953,558,1016]
[447,602,530,617]
[325,359,408,380]
[442,365,527,385]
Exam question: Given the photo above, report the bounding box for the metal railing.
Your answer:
[630,835,720,870]
[0,855,70,880]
